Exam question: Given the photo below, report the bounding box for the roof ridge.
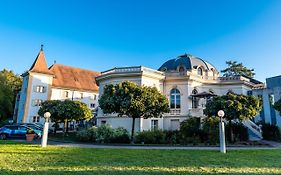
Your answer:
[50,63,100,74]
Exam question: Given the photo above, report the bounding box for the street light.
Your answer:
[218,110,226,153]
[41,112,51,148]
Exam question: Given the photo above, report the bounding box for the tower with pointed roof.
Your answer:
[17,46,54,123]
[15,46,100,124]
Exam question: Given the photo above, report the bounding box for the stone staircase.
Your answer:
[242,120,263,141]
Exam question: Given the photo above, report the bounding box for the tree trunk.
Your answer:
[66,121,69,133]
[63,119,68,139]
[131,117,136,144]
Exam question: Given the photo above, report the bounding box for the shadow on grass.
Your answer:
[0,169,279,175]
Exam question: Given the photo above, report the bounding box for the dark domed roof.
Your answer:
[158,54,217,72]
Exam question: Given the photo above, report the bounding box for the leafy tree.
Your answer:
[0,76,14,122]
[0,69,22,122]
[38,100,92,134]
[221,61,255,78]
[204,92,261,142]
[99,81,169,142]
[0,69,22,91]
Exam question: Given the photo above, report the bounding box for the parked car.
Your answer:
[17,123,53,133]
[0,125,42,140]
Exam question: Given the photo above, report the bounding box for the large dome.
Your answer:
[158,54,217,72]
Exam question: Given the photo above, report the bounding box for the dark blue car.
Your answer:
[0,125,42,140]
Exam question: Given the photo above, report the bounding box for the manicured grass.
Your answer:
[0,141,281,175]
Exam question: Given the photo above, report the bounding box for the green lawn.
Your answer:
[0,141,281,175]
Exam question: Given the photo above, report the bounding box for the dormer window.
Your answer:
[197,67,203,76]
[161,67,167,72]
[179,66,185,74]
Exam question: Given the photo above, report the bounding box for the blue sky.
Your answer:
[0,0,280,81]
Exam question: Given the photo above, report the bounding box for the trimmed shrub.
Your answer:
[180,117,203,144]
[262,123,281,141]
[76,125,130,143]
[96,124,114,143]
[164,130,181,144]
[135,129,166,144]
[180,117,201,137]
[76,126,97,142]
[110,127,130,143]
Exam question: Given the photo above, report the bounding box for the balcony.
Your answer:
[188,108,204,117]
[169,109,181,115]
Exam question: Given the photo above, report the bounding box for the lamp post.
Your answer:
[218,110,226,153]
[41,112,51,148]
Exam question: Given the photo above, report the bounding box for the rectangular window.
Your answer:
[35,86,46,93]
[101,120,106,125]
[64,91,69,98]
[151,120,159,130]
[32,99,43,106]
[32,116,40,123]
[80,93,84,99]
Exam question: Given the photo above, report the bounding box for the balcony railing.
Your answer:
[101,66,165,76]
[170,109,181,115]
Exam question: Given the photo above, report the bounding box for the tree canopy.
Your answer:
[221,61,255,78]
[38,100,92,133]
[204,92,261,122]
[0,69,22,122]
[99,81,169,142]
[204,92,261,142]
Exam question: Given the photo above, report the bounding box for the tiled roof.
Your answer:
[29,50,54,75]
[49,64,101,92]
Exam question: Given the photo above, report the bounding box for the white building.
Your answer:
[252,75,281,128]
[15,47,100,125]
[96,54,264,138]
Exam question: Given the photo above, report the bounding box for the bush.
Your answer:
[261,123,281,141]
[179,117,204,144]
[202,117,219,145]
[231,123,249,142]
[163,130,181,144]
[180,117,201,137]
[135,129,166,144]
[110,127,130,143]
[96,124,115,143]
[76,125,130,143]
[76,126,97,142]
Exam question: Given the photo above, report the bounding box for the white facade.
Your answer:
[252,75,281,127]
[96,54,264,133]
[15,49,100,125]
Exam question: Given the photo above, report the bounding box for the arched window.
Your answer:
[197,67,203,76]
[170,88,181,109]
[192,89,199,109]
[179,66,185,72]
[211,68,216,78]
[179,66,185,75]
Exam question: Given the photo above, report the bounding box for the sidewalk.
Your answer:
[258,140,281,147]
